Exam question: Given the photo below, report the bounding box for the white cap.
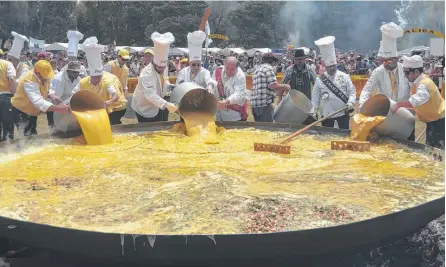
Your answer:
[151,32,175,67]
[9,31,29,60]
[379,22,404,58]
[402,55,423,68]
[187,31,206,62]
[314,36,337,66]
[67,30,84,58]
[81,37,103,77]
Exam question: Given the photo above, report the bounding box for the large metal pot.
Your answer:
[273,90,313,124]
[0,122,443,266]
[170,82,218,117]
[360,94,415,140]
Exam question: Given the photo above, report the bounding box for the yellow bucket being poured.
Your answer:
[70,90,113,145]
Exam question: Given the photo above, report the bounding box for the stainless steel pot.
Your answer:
[274,90,313,124]
[170,82,218,117]
[360,94,415,140]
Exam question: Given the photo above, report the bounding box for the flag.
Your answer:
[205,20,212,49]
[29,37,45,53]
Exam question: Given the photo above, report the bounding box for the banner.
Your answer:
[208,34,229,41]
[404,28,445,39]
[29,37,45,53]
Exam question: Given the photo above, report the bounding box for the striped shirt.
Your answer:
[281,63,316,100]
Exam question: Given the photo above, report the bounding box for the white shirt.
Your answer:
[23,73,53,113]
[0,60,16,94]
[312,70,356,119]
[131,63,169,118]
[176,66,217,88]
[48,70,81,101]
[60,64,88,78]
[359,63,410,108]
[409,74,431,108]
[211,66,248,121]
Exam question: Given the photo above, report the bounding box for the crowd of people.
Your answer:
[0,22,444,149]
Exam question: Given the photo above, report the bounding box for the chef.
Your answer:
[71,37,127,125]
[7,32,30,82]
[11,60,69,137]
[131,32,178,123]
[393,55,445,149]
[359,22,413,139]
[59,30,88,78]
[0,57,17,141]
[311,36,356,129]
[104,49,129,94]
[211,56,248,121]
[176,31,216,91]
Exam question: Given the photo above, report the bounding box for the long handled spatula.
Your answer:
[254,107,348,154]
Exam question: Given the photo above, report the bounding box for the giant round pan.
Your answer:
[0,122,443,265]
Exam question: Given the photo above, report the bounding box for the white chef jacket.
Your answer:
[23,73,53,113]
[0,60,16,95]
[176,66,217,88]
[408,74,432,107]
[312,70,356,119]
[48,70,81,101]
[359,63,410,108]
[131,63,169,118]
[211,66,248,121]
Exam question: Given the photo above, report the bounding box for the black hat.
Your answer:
[262,53,279,62]
[293,49,307,59]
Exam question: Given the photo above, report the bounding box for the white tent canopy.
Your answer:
[45,42,83,52]
[219,47,246,56]
[207,47,221,53]
[397,45,430,56]
[246,48,271,57]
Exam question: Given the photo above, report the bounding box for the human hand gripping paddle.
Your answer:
[254,107,348,154]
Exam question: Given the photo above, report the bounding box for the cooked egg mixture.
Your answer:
[0,128,443,235]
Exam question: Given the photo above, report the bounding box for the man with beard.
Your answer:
[281,48,317,100]
[359,22,413,139]
[247,51,262,74]
[132,32,178,122]
[393,55,444,149]
[311,36,356,129]
[176,31,216,91]
[48,61,82,106]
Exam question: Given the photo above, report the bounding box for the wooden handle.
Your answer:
[198,8,211,31]
[280,107,348,144]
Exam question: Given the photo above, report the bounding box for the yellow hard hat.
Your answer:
[144,49,154,56]
[118,49,130,60]
[180,58,188,63]
[34,60,55,80]
[0,49,3,56]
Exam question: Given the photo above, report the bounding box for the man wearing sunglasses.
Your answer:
[393,55,444,149]
[176,31,217,92]
[359,23,413,140]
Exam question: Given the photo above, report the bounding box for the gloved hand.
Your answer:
[346,102,355,113]
[206,84,214,94]
[165,102,178,113]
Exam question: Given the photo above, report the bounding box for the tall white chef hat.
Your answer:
[67,30,84,58]
[187,31,206,62]
[402,55,423,69]
[151,32,175,67]
[9,31,29,60]
[81,37,103,76]
[379,22,404,58]
[314,36,337,66]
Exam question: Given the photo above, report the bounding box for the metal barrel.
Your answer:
[53,91,105,133]
[273,90,313,124]
[360,94,415,140]
[170,82,218,117]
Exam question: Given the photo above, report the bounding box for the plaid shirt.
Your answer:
[250,63,277,107]
[281,63,316,100]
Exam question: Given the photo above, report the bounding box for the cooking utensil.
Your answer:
[254,107,348,154]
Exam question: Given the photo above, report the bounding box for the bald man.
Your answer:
[211,57,249,121]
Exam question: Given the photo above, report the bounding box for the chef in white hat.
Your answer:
[59,30,88,78]
[7,31,30,82]
[71,37,127,125]
[176,31,216,91]
[132,32,178,123]
[393,55,445,148]
[359,23,410,106]
[311,36,356,129]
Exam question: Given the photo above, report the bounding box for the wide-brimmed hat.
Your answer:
[262,52,279,62]
[293,49,307,59]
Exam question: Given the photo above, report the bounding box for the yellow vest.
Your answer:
[78,72,127,113]
[411,74,445,123]
[16,62,29,78]
[11,71,50,116]
[107,60,129,91]
[0,60,11,93]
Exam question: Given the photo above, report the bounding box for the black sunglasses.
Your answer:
[191,63,201,67]
[404,69,414,76]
